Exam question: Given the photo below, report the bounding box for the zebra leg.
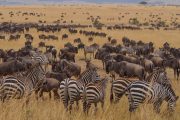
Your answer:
[114,94,122,104]
[87,103,91,115]
[69,100,75,114]
[83,101,87,113]
[94,103,98,115]
[83,101,91,114]
[64,100,69,111]
[76,100,79,110]
[128,92,137,112]
[153,100,163,113]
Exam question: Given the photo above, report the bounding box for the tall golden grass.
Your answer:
[0,4,179,120]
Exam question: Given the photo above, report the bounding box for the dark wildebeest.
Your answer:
[0,59,30,76]
[37,78,60,100]
[106,60,146,80]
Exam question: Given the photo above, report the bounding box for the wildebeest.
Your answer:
[59,51,76,62]
[84,45,99,60]
[46,71,69,82]
[139,57,154,73]
[59,59,81,78]
[0,59,31,76]
[151,56,165,68]
[37,78,60,100]
[106,60,146,80]
[62,34,68,40]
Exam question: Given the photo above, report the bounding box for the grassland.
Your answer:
[0,4,180,120]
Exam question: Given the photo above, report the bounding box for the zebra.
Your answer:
[30,51,49,64]
[123,81,178,113]
[59,68,100,112]
[110,68,171,103]
[0,62,46,102]
[30,51,49,71]
[110,79,133,103]
[81,77,108,114]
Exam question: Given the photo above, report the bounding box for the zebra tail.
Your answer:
[0,85,5,101]
[82,86,87,113]
[110,84,114,103]
[64,80,69,109]
[120,83,132,97]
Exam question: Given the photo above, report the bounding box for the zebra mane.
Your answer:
[146,68,167,83]
[79,68,96,79]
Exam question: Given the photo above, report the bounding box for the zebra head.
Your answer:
[158,69,172,86]
[79,68,101,85]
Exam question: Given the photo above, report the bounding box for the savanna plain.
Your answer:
[0,4,180,120]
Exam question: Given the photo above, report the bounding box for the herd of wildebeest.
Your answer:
[0,19,179,116]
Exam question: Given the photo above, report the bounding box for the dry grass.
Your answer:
[0,4,180,120]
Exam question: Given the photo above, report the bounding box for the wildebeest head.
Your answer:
[105,59,116,74]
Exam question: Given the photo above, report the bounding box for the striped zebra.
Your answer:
[81,77,108,114]
[123,81,178,113]
[0,62,46,101]
[59,68,100,112]
[110,68,171,103]
[30,51,49,71]
[110,79,133,103]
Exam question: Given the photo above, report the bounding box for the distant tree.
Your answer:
[139,1,148,5]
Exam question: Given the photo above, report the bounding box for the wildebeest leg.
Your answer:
[49,91,52,99]
[44,64,48,72]
[102,60,105,69]
[177,68,179,80]
[53,89,60,100]
[39,89,44,100]
[90,53,92,60]
[174,68,177,80]
[35,89,39,100]
[84,52,86,60]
